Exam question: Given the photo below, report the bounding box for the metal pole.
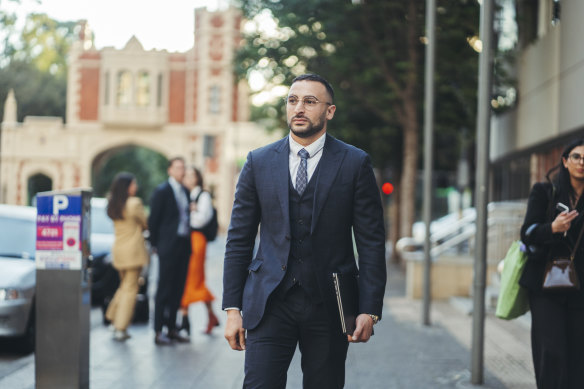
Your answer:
[422,0,437,326]
[471,0,494,384]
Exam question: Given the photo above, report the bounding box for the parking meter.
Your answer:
[35,189,92,389]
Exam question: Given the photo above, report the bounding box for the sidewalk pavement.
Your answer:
[0,236,535,388]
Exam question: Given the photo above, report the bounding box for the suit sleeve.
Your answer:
[148,188,163,248]
[222,152,261,310]
[352,154,387,318]
[520,183,555,245]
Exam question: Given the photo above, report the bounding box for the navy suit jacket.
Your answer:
[148,181,190,258]
[222,134,387,331]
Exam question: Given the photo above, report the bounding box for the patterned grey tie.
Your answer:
[296,148,309,195]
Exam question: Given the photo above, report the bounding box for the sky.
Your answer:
[10,0,228,52]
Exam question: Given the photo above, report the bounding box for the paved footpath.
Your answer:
[0,236,535,388]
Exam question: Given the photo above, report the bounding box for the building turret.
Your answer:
[2,89,17,129]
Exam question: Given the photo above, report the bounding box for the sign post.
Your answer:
[35,189,92,389]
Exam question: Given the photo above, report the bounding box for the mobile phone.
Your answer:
[556,202,569,213]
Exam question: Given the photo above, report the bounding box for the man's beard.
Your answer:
[288,114,325,138]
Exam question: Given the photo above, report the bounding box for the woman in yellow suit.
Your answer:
[105,172,149,341]
[179,166,219,335]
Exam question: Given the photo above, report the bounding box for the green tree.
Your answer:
[234,0,480,253]
[0,8,78,122]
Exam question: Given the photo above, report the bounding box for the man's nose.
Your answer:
[293,102,305,114]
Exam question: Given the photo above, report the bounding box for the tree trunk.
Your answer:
[399,106,419,239]
[398,0,420,240]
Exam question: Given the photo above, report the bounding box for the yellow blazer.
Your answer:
[112,196,149,270]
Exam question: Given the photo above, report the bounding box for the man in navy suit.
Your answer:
[149,157,191,345]
[223,74,386,388]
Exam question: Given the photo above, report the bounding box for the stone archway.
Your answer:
[91,144,168,202]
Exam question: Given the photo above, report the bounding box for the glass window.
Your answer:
[0,214,36,259]
[116,70,132,106]
[204,135,216,158]
[209,85,221,114]
[157,73,163,107]
[137,71,150,107]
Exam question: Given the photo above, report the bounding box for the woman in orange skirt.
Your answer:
[178,166,219,335]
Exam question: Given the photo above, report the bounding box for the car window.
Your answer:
[91,203,114,234]
[0,217,36,259]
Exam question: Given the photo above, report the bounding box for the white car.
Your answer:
[0,204,37,353]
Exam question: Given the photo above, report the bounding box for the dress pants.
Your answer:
[105,267,141,331]
[154,237,190,333]
[529,289,584,389]
[244,285,349,389]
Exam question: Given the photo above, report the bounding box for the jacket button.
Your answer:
[285,235,291,240]
[281,265,287,271]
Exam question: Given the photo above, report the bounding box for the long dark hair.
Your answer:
[192,167,204,189]
[546,139,584,207]
[106,172,136,220]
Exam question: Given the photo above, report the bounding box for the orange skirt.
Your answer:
[181,231,215,307]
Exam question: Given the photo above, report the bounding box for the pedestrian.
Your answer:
[520,138,584,388]
[149,157,191,345]
[178,166,220,335]
[222,73,387,388]
[104,172,149,342]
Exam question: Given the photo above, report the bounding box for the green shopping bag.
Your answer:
[495,241,530,320]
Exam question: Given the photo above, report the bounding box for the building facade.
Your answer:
[491,0,584,200]
[0,7,280,229]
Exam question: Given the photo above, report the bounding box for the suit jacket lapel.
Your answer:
[312,134,345,234]
[271,138,291,225]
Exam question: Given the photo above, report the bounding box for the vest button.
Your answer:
[281,265,287,271]
[298,219,303,224]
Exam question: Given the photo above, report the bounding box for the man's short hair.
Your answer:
[291,73,335,102]
[168,156,185,169]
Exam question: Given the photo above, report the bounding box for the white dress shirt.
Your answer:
[169,177,190,237]
[190,186,214,229]
[288,132,326,190]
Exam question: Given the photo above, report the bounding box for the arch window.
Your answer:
[116,70,132,106]
[209,85,221,114]
[137,71,150,107]
[27,173,52,206]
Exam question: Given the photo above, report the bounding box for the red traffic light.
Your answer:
[382,182,394,195]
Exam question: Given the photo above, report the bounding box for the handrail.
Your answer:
[397,202,526,262]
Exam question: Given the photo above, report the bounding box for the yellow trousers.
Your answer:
[105,267,141,331]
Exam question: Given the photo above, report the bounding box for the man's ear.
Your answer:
[326,104,336,120]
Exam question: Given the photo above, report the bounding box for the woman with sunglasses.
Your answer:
[520,139,584,388]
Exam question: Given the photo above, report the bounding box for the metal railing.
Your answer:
[396,201,526,262]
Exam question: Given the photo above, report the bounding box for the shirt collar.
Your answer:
[168,176,182,192]
[288,132,326,159]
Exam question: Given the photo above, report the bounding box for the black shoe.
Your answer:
[154,332,172,346]
[180,315,191,336]
[168,330,190,343]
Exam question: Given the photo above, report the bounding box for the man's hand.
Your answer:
[224,309,246,351]
[348,314,374,343]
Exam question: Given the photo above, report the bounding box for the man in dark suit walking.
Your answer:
[149,157,191,345]
[223,74,387,388]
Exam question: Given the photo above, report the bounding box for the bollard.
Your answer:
[34,189,92,389]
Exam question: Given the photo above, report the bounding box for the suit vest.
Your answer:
[277,164,321,301]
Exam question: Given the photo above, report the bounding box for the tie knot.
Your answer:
[298,148,309,160]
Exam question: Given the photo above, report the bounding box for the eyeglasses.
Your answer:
[284,95,332,110]
[569,153,584,164]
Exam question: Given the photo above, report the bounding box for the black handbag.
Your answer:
[542,222,584,290]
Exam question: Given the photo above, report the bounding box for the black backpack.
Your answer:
[194,190,218,242]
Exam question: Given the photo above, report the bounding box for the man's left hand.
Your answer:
[348,313,374,343]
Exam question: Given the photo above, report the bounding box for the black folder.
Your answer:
[332,272,359,335]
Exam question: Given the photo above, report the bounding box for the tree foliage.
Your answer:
[0,4,78,122]
[234,0,480,242]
